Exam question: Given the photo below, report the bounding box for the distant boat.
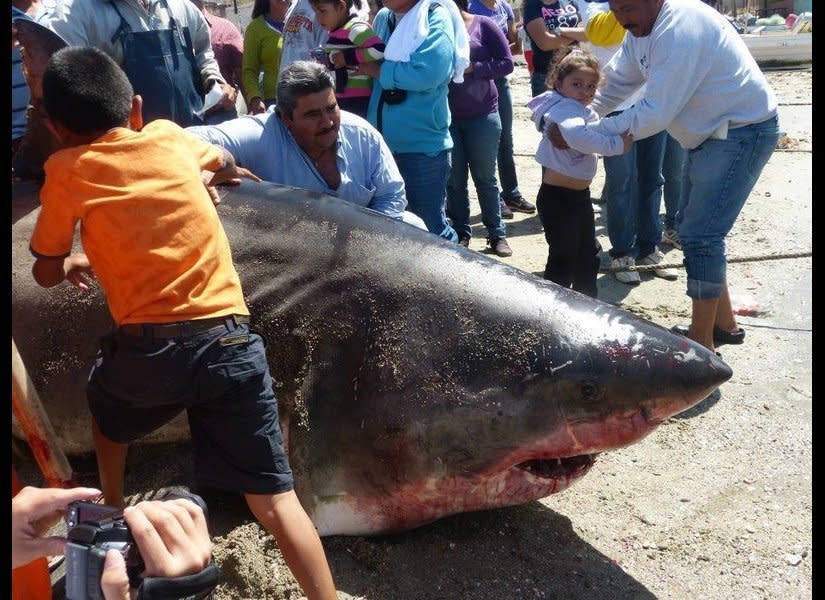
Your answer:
[737,12,812,69]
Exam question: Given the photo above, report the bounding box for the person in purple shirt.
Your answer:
[445,0,514,256]
[467,0,536,219]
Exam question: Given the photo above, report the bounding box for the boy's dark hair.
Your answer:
[43,46,134,135]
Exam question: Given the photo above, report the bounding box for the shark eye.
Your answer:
[580,381,600,400]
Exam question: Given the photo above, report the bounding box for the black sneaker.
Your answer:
[505,196,536,214]
[500,200,514,220]
[458,235,471,247]
[488,237,513,257]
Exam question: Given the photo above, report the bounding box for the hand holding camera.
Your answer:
[65,490,218,600]
[12,485,103,569]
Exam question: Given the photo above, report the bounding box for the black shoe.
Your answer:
[488,237,513,257]
[500,200,514,220]
[458,235,470,248]
[505,196,536,214]
[712,326,745,345]
[671,324,746,347]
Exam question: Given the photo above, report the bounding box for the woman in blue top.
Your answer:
[359,0,467,243]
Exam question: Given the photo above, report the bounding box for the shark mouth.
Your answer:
[515,454,597,480]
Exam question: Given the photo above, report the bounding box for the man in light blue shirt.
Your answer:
[187,61,407,220]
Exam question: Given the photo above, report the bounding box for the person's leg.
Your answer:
[634,131,678,279]
[190,324,337,599]
[465,112,506,242]
[603,136,641,284]
[634,131,666,260]
[394,151,458,242]
[245,492,337,600]
[536,183,576,288]
[87,331,188,509]
[662,133,687,232]
[571,188,600,298]
[679,116,779,350]
[530,71,547,98]
[92,418,129,508]
[603,139,636,259]
[714,286,740,333]
[446,121,472,241]
[495,78,534,214]
[688,297,721,350]
[494,77,520,204]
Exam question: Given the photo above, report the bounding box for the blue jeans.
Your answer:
[494,77,521,202]
[447,112,505,240]
[603,126,666,259]
[678,115,779,300]
[394,150,458,242]
[530,71,548,98]
[662,134,687,230]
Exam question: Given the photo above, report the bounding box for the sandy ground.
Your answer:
[24,65,810,599]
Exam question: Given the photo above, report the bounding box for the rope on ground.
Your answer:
[512,147,811,156]
[600,249,812,273]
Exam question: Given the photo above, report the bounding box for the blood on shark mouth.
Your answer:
[515,454,596,479]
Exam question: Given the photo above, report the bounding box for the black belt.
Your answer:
[119,314,250,339]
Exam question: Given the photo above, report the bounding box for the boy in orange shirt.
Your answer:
[29,46,337,600]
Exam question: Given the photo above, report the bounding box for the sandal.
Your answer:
[670,324,745,347]
[712,326,745,345]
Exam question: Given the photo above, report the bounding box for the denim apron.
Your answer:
[110,0,204,127]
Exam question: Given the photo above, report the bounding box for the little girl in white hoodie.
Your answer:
[528,47,632,298]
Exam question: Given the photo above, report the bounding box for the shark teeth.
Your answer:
[515,454,596,479]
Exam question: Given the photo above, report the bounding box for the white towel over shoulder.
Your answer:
[382,0,470,84]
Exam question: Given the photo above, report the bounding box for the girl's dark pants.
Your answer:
[536,182,600,298]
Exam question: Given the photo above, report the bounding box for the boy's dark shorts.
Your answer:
[87,317,293,495]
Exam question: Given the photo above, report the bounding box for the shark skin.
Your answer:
[11,180,731,536]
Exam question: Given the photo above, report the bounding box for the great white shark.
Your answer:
[11,181,731,536]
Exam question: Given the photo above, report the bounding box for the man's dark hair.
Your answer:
[42,46,134,134]
[276,61,335,118]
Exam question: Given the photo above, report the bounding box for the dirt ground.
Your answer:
[26,65,811,600]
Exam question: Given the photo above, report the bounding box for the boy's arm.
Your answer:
[32,253,95,289]
[207,146,262,187]
[29,167,93,289]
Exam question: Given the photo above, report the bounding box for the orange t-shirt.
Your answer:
[30,120,249,325]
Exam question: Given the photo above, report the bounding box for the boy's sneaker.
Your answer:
[611,256,641,285]
[499,200,514,219]
[488,237,513,257]
[661,228,681,250]
[504,196,536,214]
[638,249,678,281]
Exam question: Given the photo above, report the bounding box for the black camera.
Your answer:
[65,490,208,600]
[381,88,407,105]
